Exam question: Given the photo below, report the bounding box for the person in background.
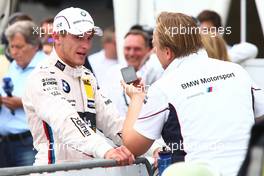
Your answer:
[121,12,264,176]
[40,17,54,55]
[22,7,134,165]
[101,29,163,117]
[87,26,118,87]
[0,13,33,83]
[197,10,258,63]
[201,33,230,61]
[123,29,163,85]
[0,20,46,167]
[1,12,33,63]
[197,10,222,32]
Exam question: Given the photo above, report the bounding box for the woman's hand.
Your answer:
[121,78,146,101]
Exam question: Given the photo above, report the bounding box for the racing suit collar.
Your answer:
[50,49,83,78]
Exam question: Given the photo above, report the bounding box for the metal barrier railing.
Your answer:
[0,157,153,176]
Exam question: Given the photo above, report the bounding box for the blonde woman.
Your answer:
[201,33,230,61]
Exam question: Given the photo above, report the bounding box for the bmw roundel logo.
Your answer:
[62,79,70,93]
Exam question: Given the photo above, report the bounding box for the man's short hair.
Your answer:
[5,20,41,48]
[1,13,33,46]
[155,12,203,58]
[7,12,32,25]
[124,29,150,48]
[40,17,54,27]
[130,24,153,48]
[197,10,222,28]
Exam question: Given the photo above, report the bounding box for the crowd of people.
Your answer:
[0,6,263,176]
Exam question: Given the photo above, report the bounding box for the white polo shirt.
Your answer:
[134,50,264,176]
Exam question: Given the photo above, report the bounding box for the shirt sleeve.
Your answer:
[134,85,169,140]
[251,83,264,118]
[229,42,258,63]
[237,66,264,118]
[22,69,113,159]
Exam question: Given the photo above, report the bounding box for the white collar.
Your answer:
[50,49,83,78]
[163,49,208,76]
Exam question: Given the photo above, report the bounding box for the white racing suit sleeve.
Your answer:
[95,88,124,146]
[23,71,113,159]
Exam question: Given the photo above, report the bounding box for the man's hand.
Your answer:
[104,145,135,166]
[1,96,23,110]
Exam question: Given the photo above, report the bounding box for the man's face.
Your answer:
[123,34,150,71]
[200,21,217,32]
[104,36,117,59]
[9,33,37,68]
[55,32,93,67]
[200,21,215,29]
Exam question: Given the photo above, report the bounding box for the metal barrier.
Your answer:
[0,157,153,176]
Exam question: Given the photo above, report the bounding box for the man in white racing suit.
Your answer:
[22,7,134,165]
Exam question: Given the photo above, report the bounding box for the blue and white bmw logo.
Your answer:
[62,79,70,93]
